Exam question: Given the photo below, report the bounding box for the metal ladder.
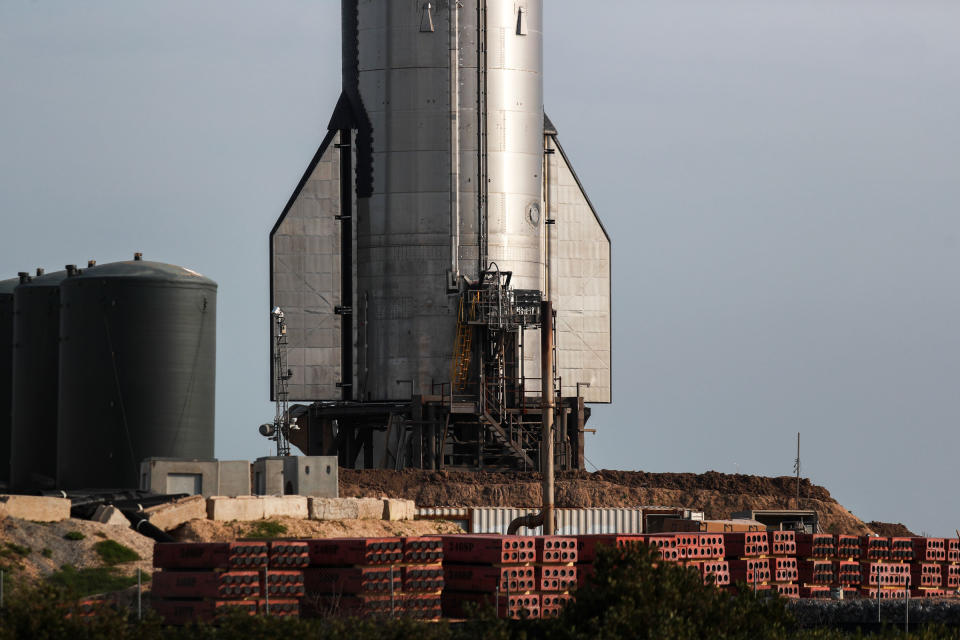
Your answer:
[451,293,477,391]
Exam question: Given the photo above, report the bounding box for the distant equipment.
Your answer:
[269,1,611,472]
[56,254,217,490]
[10,267,70,490]
[0,276,18,485]
[262,307,293,456]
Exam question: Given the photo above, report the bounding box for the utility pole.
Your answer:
[794,432,800,509]
[541,300,555,535]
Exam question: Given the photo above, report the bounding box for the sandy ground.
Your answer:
[0,516,154,581]
[173,517,464,543]
[0,513,464,594]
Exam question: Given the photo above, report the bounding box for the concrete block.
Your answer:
[92,505,130,527]
[262,495,308,519]
[140,458,218,496]
[309,497,358,521]
[384,498,416,521]
[0,495,71,522]
[356,497,386,520]
[207,496,265,522]
[218,460,252,496]
[253,458,285,495]
[282,456,338,497]
[144,495,207,531]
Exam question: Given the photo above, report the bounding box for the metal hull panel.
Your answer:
[271,133,343,401]
[547,136,612,404]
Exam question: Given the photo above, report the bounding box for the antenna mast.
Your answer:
[272,307,292,456]
[794,432,800,508]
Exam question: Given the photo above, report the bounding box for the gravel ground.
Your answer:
[790,598,960,628]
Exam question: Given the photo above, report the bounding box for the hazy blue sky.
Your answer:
[2,1,958,535]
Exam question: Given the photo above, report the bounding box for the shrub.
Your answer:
[46,565,146,598]
[3,543,30,556]
[41,548,53,558]
[64,531,86,541]
[93,540,140,565]
[243,520,288,539]
[535,543,795,640]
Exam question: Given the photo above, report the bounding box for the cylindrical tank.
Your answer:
[57,256,217,489]
[0,276,20,485]
[350,0,544,400]
[10,268,70,490]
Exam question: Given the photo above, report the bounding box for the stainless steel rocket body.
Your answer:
[270,0,610,407]
[354,0,544,400]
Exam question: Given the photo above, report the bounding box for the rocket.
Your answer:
[269,1,609,467]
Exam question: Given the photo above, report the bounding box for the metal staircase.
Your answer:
[451,293,477,392]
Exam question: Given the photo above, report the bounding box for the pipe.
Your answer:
[541,299,555,535]
[544,139,551,300]
[449,0,461,283]
[506,300,556,536]
[507,512,543,536]
[121,509,175,543]
[476,0,487,273]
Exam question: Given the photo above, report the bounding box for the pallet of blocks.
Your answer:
[889,537,915,562]
[861,536,890,562]
[535,537,577,618]
[724,533,769,595]
[796,533,833,593]
[910,537,956,599]
[944,539,960,595]
[300,537,442,619]
[441,535,540,619]
[796,533,835,560]
[767,531,799,599]
[835,535,861,561]
[860,560,909,599]
[723,532,798,598]
[151,541,301,624]
[649,533,729,587]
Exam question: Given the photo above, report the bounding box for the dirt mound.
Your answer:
[339,469,832,504]
[0,516,153,582]
[173,517,464,543]
[339,469,872,536]
[866,521,916,537]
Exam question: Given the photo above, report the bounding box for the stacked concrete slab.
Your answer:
[0,495,71,522]
[205,496,415,523]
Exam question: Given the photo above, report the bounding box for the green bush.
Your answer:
[46,565,146,598]
[521,543,793,640]
[64,531,86,541]
[41,547,53,558]
[243,520,288,539]
[3,542,30,556]
[93,540,140,565]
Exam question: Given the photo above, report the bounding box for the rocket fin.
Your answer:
[269,127,345,402]
[545,115,612,403]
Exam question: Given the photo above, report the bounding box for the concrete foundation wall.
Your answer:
[140,458,252,497]
[0,495,71,522]
[282,456,338,497]
[207,496,265,522]
[218,460,252,496]
[253,457,285,495]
